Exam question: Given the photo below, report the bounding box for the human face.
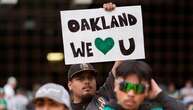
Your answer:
[114,74,149,110]
[34,98,68,110]
[68,71,96,99]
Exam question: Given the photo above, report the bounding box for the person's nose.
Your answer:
[127,90,135,97]
[84,78,90,84]
[42,106,49,110]
[84,77,92,85]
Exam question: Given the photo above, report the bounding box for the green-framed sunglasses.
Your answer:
[119,81,145,94]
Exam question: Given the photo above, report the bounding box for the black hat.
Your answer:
[68,63,97,80]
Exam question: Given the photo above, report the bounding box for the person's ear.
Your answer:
[114,81,119,92]
[68,81,72,91]
[144,88,149,98]
[114,78,123,92]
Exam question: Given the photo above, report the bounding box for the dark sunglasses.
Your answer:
[119,81,145,94]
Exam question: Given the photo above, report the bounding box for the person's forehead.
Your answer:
[125,74,140,81]
[34,98,68,108]
[35,98,58,104]
[123,74,147,84]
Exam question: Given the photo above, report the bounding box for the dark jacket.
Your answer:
[86,72,115,110]
[139,91,186,110]
[71,100,90,110]
[71,72,115,110]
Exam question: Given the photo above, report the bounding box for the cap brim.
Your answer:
[33,97,71,110]
[69,69,97,80]
[33,96,63,104]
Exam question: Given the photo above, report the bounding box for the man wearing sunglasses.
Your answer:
[103,60,186,110]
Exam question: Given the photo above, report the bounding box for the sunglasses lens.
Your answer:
[136,84,145,94]
[119,81,145,94]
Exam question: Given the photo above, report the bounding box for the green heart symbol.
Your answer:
[95,37,114,54]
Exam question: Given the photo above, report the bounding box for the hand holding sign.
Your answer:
[60,6,145,64]
[103,2,116,11]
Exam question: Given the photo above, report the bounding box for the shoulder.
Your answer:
[140,100,164,110]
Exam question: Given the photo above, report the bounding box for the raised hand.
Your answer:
[103,2,116,11]
[147,79,162,99]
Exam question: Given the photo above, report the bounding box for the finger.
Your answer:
[151,79,162,95]
[103,3,107,9]
[112,4,116,9]
[103,3,111,11]
[106,4,111,11]
[103,2,115,11]
[151,79,159,88]
[108,3,115,11]
[109,2,116,10]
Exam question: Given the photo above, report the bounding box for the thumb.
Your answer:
[148,79,162,99]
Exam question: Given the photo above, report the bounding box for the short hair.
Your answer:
[116,60,152,84]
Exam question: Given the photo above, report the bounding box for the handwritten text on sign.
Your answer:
[60,6,145,64]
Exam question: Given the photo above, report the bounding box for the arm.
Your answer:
[96,60,123,98]
[95,2,117,99]
[148,79,186,110]
[86,4,118,110]
[86,70,118,110]
[96,70,115,100]
[154,92,186,110]
[97,60,123,99]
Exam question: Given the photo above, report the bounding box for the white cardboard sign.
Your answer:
[60,6,145,64]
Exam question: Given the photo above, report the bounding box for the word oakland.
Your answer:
[68,13,137,32]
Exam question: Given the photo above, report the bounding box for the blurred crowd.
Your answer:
[166,80,193,110]
[0,70,192,110]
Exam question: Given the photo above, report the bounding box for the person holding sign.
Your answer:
[66,3,119,110]
[102,60,186,110]
[67,62,119,110]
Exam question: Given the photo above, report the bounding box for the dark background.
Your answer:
[0,0,192,90]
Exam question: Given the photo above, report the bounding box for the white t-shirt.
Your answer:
[180,87,193,104]
[8,94,29,110]
[4,84,15,100]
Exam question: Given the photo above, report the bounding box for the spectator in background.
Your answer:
[33,83,71,110]
[180,80,193,104]
[0,88,7,110]
[167,82,180,99]
[26,83,42,110]
[8,88,29,110]
[3,76,17,100]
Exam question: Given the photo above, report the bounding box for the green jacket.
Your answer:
[0,98,7,110]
